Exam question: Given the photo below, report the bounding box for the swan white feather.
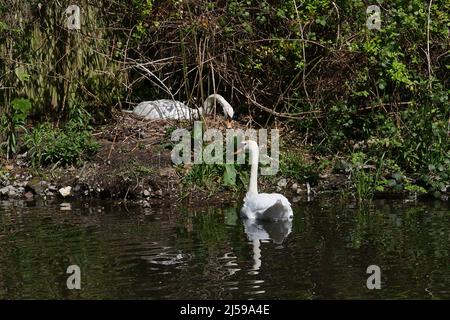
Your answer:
[127,94,234,120]
[240,140,293,221]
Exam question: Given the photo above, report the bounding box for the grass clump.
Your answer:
[24,120,99,167]
[279,152,321,186]
[181,163,249,196]
[118,160,155,182]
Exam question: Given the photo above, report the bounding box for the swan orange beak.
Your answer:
[226,119,234,129]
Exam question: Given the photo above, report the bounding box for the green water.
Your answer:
[0,199,448,299]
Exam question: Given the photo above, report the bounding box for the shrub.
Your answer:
[0,98,32,159]
[24,120,99,167]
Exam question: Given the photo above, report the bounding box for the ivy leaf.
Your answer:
[315,16,327,26]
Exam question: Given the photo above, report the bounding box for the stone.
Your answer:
[0,186,11,195]
[27,178,46,195]
[277,178,287,188]
[14,181,27,188]
[0,186,18,197]
[142,201,151,208]
[24,191,34,199]
[59,186,72,197]
[17,152,27,159]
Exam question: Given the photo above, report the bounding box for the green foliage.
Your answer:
[182,162,248,195]
[223,164,237,187]
[23,120,99,168]
[180,128,249,193]
[10,98,32,124]
[0,98,32,159]
[351,152,381,202]
[2,0,449,198]
[1,0,126,122]
[422,159,450,198]
[280,152,320,185]
[118,160,155,182]
[404,184,427,196]
[334,152,385,203]
[335,148,448,201]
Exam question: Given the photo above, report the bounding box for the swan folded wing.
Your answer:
[243,193,293,221]
[259,200,292,221]
[133,100,192,120]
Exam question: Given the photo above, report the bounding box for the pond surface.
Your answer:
[0,198,448,299]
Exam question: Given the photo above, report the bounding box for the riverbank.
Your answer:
[1,113,447,206]
[2,1,449,207]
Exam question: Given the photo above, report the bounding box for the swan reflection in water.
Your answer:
[242,218,292,274]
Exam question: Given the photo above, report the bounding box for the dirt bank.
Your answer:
[1,113,441,206]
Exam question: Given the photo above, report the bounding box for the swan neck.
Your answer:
[203,94,231,117]
[248,144,259,194]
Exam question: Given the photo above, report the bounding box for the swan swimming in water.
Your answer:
[125,94,235,126]
[238,140,293,221]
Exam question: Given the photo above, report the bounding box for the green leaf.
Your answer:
[223,164,236,186]
[11,98,32,113]
[16,70,30,82]
[315,16,327,26]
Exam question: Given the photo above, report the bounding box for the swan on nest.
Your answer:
[125,94,235,127]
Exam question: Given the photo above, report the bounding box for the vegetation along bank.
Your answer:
[1,1,449,205]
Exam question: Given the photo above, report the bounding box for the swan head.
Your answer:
[203,94,235,128]
[236,140,259,164]
[223,105,235,129]
[239,140,259,152]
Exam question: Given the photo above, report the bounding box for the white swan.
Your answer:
[126,94,235,126]
[239,140,293,221]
